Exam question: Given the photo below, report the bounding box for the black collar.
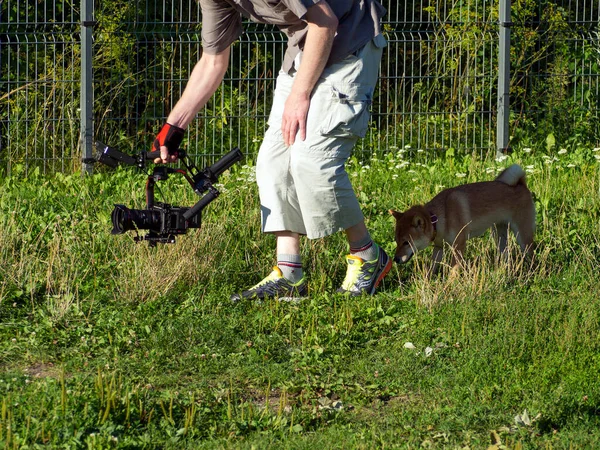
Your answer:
[430,212,438,241]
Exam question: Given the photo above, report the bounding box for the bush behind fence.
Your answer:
[1,0,599,175]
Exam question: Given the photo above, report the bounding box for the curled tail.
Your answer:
[496,164,527,187]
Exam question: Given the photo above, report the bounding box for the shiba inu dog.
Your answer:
[389,164,535,274]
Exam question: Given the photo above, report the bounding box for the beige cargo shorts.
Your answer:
[256,34,386,239]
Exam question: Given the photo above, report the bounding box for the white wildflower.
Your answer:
[523,147,532,153]
[455,172,467,178]
[558,148,567,155]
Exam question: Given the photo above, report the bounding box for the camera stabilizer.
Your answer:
[88,142,243,246]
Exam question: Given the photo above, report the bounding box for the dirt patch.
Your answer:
[25,362,61,379]
[251,389,291,412]
[352,393,417,420]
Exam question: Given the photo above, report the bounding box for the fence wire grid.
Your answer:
[1,0,599,174]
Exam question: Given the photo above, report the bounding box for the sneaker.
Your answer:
[230,266,308,302]
[337,247,392,296]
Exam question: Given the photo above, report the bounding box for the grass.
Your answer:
[1,146,599,448]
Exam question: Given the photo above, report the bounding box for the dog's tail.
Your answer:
[496,164,527,187]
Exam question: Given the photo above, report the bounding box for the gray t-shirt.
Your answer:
[198,0,386,73]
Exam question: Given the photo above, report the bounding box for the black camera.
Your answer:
[111,203,201,244]
[90,142,243,245]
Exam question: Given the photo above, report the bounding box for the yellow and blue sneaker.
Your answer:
[337,247,392,296]
[230,266,308,302]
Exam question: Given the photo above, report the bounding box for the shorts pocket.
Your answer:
[318,84,373,139]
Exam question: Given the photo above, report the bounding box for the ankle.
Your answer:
[350,240,379,262]
[277,254,303,283]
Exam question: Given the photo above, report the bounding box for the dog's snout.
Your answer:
[394,253,413,264]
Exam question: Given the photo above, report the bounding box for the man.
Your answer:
[153,0,391,300]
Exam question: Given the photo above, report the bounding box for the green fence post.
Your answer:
[81,0,94,174]
[497,0,511,157]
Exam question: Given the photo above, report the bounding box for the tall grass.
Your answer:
[0,148,599,448]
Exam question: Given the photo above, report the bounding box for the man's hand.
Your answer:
[282,91,310,146]
[152,123,185,164]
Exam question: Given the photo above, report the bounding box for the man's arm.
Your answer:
[281,0,338,147]
[155,47,231,163]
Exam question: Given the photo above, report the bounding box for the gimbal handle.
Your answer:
[183,148,243,221]
[90,142,186,169]
[146,149,187,162]
[183,188,219,221]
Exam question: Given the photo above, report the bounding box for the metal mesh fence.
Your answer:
[1,0,599,175]
[1,0,80,173]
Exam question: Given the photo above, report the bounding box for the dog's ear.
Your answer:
[388,209,403,219]
[412,214,425,229]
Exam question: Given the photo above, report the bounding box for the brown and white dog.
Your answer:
[389,164,536,274]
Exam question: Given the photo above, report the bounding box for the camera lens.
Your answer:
[111,205,161,234]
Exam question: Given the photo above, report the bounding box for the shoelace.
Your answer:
[341,257,364,290]
[250,268,281,290]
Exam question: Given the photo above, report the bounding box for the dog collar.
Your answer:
[430,212,438,241]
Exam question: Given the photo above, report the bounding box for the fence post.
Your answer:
[496,0,511,157]
[81,0,94,174]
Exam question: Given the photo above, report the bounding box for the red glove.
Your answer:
[152,123,185,156]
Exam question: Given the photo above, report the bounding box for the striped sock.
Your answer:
[349,236,378,261]
[277,254,303,283]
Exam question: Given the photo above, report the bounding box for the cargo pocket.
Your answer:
[318,84,373,139]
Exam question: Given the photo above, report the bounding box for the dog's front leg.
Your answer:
[429,246,444,276]
[450,235,466,268]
